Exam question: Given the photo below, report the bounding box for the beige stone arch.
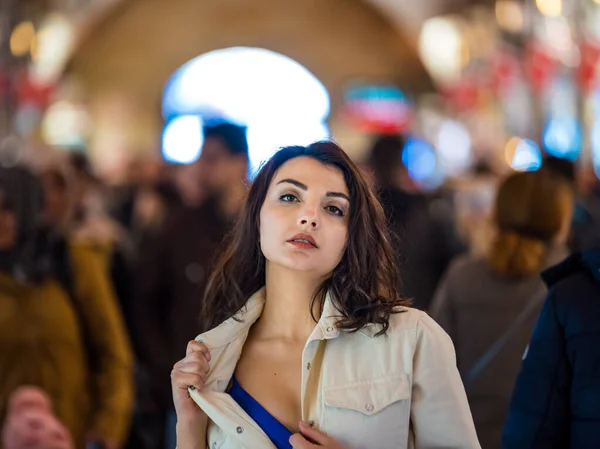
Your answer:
[66,0,432,172]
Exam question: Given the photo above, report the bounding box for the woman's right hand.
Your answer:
[171,340,211,421]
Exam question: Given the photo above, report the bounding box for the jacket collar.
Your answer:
[542,247,600,287]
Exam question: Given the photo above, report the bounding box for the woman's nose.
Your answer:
[298,205,318,228]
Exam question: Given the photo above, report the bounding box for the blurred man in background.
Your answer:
[132,122,249,449]
[366,134,463,310]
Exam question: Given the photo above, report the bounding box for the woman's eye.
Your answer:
[326,205,345,217]
[279,194,299,202]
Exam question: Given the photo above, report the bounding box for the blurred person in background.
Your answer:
[112,159,183,247]
[430,170,573,449]
[0,165,133,449]
[452,160,499,257]
[502,247,600,449]
[38,162,136,355]
[366,134,463,311]
[133,122,249,449]
[2,386,74,449]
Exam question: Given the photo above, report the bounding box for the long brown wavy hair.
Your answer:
[201,141,408,335]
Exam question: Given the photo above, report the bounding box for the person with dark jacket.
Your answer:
[503,248,600,449]
[366,134,463,310]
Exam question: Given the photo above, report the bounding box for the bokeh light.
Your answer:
[505,137,542,171]
[542,117,582,161]
[436,120,472,174]
[10,21,35,57]
[496,1,524,33]
[162,116,203,164]
[402,138,437,181]
[41,101,89,148]
[30,14,75,84]
[536,0,562,17]
[419,17,464,84]
[592,120,600,178]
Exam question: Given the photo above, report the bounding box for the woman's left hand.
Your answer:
[289,422,345,448]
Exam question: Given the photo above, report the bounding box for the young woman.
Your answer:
[171,142,480,449]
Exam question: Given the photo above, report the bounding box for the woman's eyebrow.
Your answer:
[276,178,350,202]
[277,178,307,190]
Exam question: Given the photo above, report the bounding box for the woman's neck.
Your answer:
[253,263,324,343]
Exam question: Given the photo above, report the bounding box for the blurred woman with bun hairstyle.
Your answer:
[431,169,574,449]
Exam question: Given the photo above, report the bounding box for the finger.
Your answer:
[289,433,316,449]
[186,350,212,366]
[176,360,210,375]
[298,422,331,445]
[172,372,204,390]
[186,340,211,361]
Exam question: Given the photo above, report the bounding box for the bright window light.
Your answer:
[163,47,330,123]
[162,115,203,164]
[247,120,329,176]
[162,47,330,166]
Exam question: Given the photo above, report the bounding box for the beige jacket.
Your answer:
[189,289,480,449]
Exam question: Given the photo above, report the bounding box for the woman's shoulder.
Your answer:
[370,307,451,341]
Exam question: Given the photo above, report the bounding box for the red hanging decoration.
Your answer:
[14,71,55,109]
[524,42,557,92]
[578,41,600,92]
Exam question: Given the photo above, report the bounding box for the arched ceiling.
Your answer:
[63,0,441,163]
[66,0,436,100]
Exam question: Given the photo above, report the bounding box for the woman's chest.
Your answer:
[206,332,416,449]
[234,340,305,434]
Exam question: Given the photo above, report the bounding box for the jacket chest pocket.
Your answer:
[323,376,411,449]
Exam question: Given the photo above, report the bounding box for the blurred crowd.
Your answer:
[1,121,600,449]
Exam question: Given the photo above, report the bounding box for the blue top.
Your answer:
[229,375,293,449]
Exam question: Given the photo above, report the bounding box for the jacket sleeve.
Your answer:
[410,312,481,449]
[502,288,570,449]
[71,243,134,444]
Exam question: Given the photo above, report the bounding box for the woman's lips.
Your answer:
[287,233,318,248]
[288,240,318,250]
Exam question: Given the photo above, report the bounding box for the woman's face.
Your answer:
[259,156,350,276]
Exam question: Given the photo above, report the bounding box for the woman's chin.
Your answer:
[269,258,329,276]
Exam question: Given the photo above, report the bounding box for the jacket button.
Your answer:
[236,426,244,434]
[326,326,335,333]
[365,404,374,412]
[307,362,311,370]
[308,420,315,427]
[212,443,218,449]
